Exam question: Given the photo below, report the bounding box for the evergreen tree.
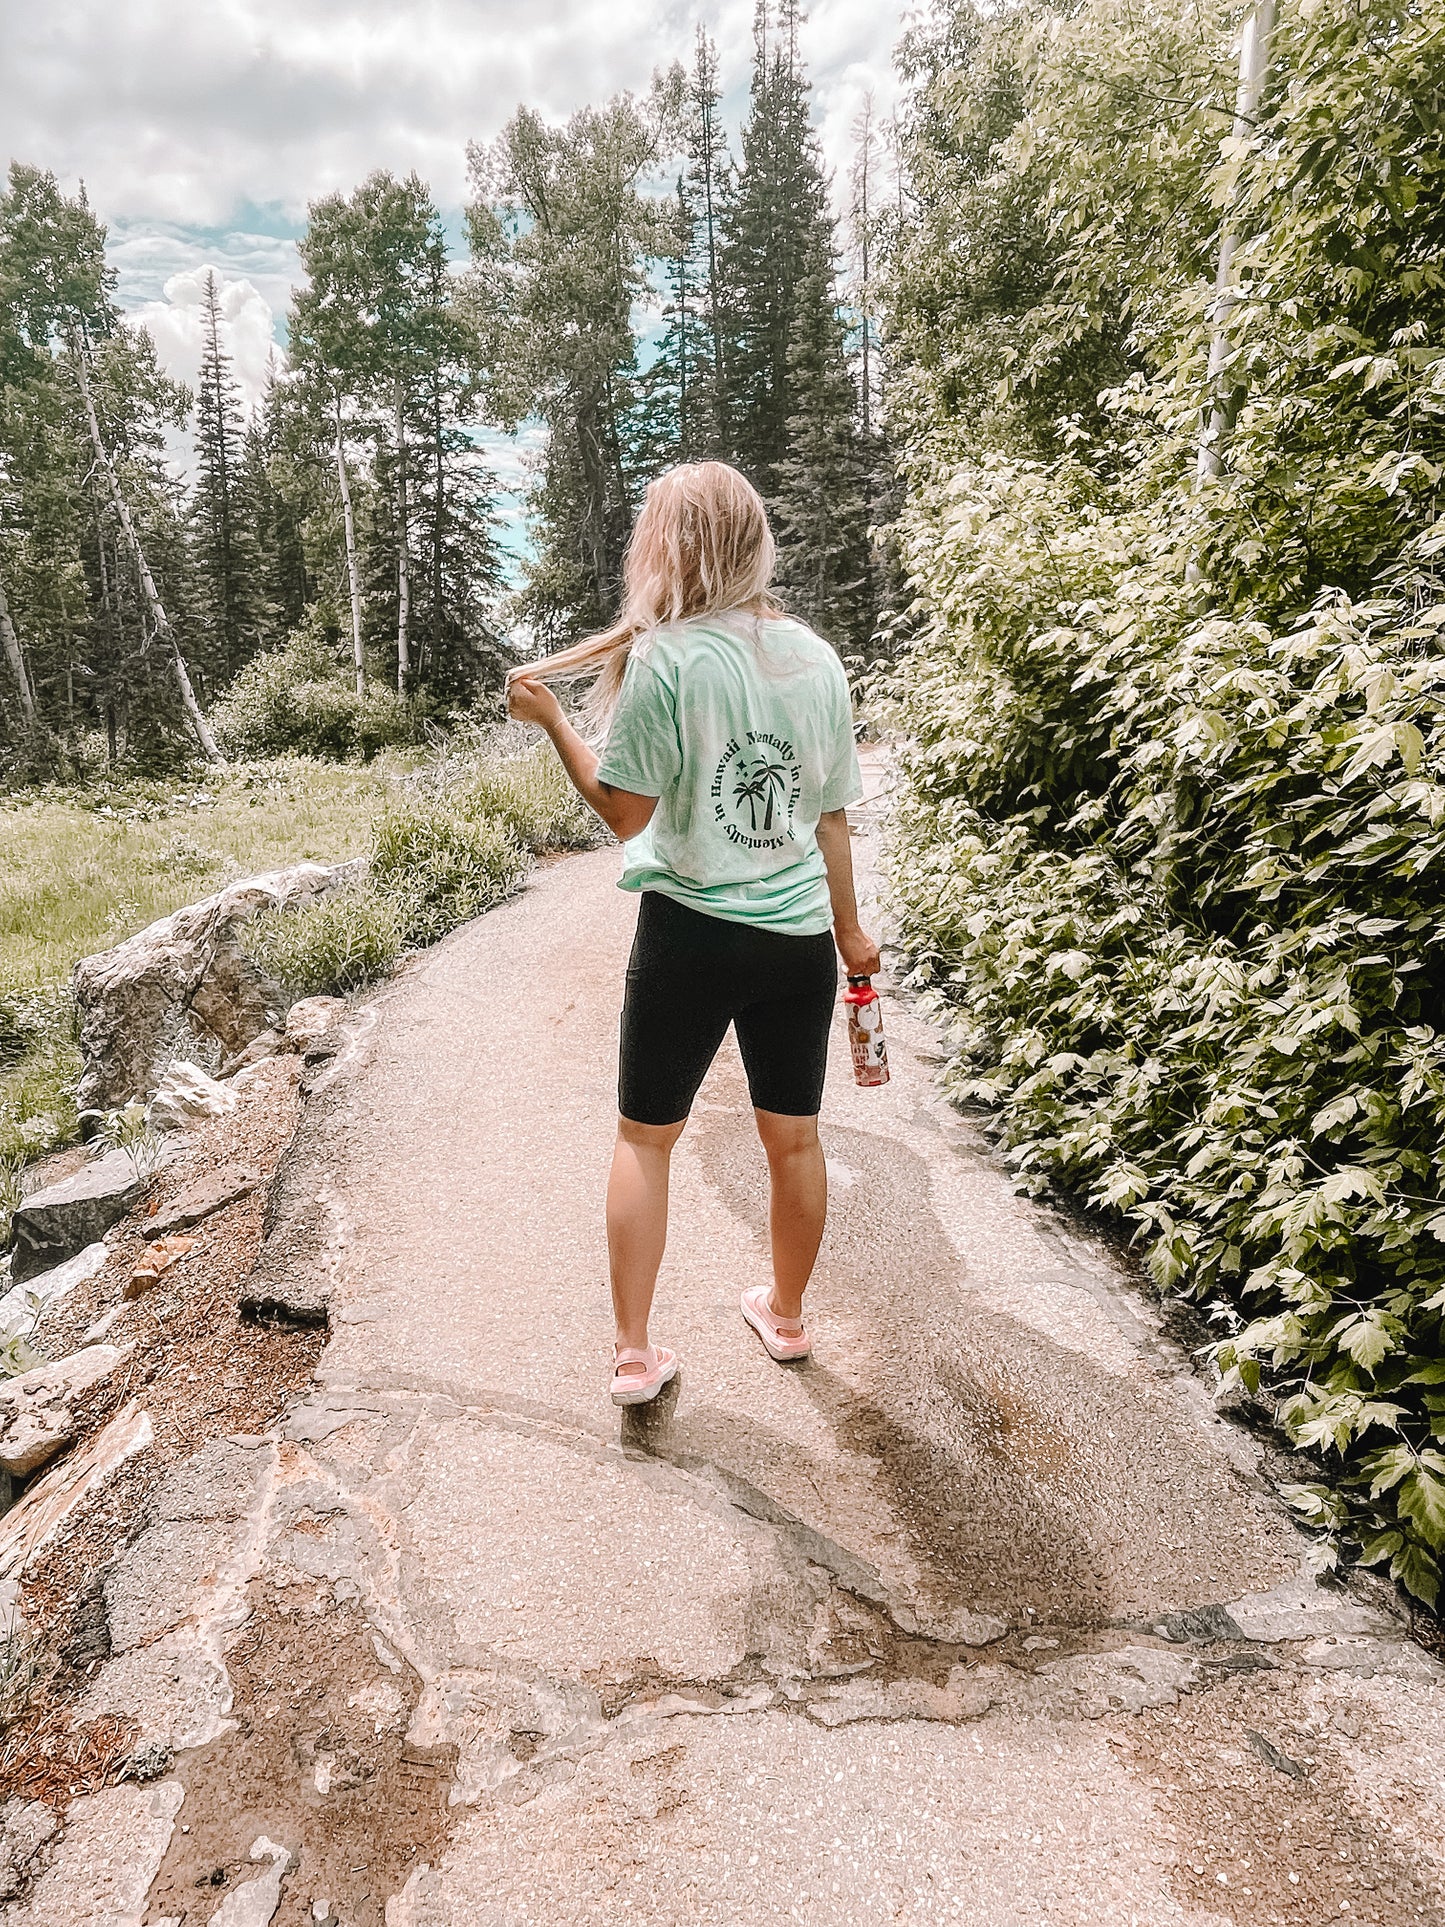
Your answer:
[0,165,219,763]
[718,0,835,499]
[237,361,311,651]
[192,269,260,682]
[631,33,734,478]
[719,1,876,650]
[771,260,872,652]
[689,27,730,453]
[410,246,506,699]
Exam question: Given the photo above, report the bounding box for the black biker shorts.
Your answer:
[619,891,838,1126]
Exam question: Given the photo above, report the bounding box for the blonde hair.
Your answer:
[508,461,782,726]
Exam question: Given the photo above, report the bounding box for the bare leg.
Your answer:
[607,1115,686,1370]
[754,1109,827,1330]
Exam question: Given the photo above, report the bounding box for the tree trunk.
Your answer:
[333,393,366,698]
[73,337,226,764]
[394,383,411,696]
[0,573,37,730]
[1197,0,1277,485]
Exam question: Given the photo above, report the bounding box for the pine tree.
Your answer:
[192,270,260,683]
[717,0,836,499]
[719,1,876,651]
[236,362,311,654]
[629,36,734,481]
[771,259,872,652]
[689,27,730,453]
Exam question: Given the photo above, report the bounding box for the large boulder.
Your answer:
[0,1242,108,1340]
[72,860,361,1117]
[8,1152,143,1283]
[0,1344,133,1477]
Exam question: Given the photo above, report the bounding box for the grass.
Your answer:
[0,733,601,1167]
[0,754,419,1163]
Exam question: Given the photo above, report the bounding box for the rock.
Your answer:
[1299,1633,1445,1682]
[125,1235,196,1300]
[207,1836,292,1927]
[79,1633,234,1753]
[0,1243,108,1340]
[147,1061,238,1133]
[926,1605,1010,1647]
[219,1030,283,1077]
[1227,1571,1395,1643]
[0,1799,60,1901]
[1040,1644,1200,1717]
[104,1516,246,1653]
[1244,1728,1306,1778]
[283,996,347,1051]
[805,1670,997,1727]
[1152,1604,1244,1644]
[0,1344,133,1477]
[0,1402,152,1583]
[150,1165,260,1237]
[0,1779,182,1927]
[240,1248,330,1328]
[7,1155,143,1284]
[73,860,360,1115]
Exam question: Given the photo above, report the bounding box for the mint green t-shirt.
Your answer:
[595,614,862,936]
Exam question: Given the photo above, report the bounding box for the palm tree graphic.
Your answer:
[733,757,790,833]
[753,757,789,831]
[733,769,768,831]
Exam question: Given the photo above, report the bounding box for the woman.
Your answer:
[506,461,880,1406]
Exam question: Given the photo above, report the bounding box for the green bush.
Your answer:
[370,802,529,946]
[212,634,418,762]
[245,886,406,997]
[454,744,599,854]
[0,980,78,1164]
[885,445,1445,1608]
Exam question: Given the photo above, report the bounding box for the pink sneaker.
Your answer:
[740,1286,812,1362]
[610,1344,679,1407]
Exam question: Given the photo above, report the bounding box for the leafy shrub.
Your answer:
[454,744,599,854]
[885,444,1445,1607]
[370,802,529,946]
[212,634,418,762]
[245,886,406,997]
[0,980,78,1164]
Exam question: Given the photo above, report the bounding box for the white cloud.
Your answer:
[130,267,281,419]
[0,1,900,231]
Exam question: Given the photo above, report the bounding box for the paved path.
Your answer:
[30,826,1445,1927]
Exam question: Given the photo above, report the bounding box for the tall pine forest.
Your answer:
[0,2,885,773]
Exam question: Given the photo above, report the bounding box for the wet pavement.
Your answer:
[23,822,1445,1927]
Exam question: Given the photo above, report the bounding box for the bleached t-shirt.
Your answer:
[595,613,862,937]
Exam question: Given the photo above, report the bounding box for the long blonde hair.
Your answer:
[508,461,782,725]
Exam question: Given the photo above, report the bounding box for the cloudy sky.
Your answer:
[0,0,905,428]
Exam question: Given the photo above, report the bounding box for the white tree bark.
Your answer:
[73,339,225,764]
[1197,0,1277,485]
[393,384,411,696]
[0,573,37,730]
[333,393,367,698]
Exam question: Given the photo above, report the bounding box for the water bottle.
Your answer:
[845,975,890,1087]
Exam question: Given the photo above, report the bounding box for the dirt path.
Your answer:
[18,819,1445,1927]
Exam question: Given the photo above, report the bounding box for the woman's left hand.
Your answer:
[507,673,564,732]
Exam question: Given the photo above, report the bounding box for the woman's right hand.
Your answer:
[507,672,564,732]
